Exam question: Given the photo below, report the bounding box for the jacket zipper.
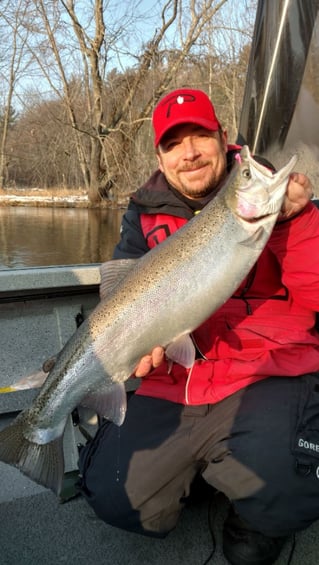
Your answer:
[185,333,207,404]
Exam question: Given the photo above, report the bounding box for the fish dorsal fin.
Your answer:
[166,334,196,369]
[81,381,127,426]
[99,259,138,300]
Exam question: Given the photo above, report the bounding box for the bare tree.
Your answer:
[104,0,232,192]
[196,1,257,139]
[23,0,240,202]
[0,0,32,190]
[1,0,258,201]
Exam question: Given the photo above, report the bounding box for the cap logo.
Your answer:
[161,93,196,118]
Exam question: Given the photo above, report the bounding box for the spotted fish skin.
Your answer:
[0,146,297,495]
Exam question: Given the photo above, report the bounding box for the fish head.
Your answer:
[226,145,298,221]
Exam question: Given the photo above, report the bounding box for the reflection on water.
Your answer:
[0,207,124,269]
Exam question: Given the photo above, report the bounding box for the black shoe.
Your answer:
[186,474,217,507]
[223,507,287,565]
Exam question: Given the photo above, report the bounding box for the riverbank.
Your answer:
[0,188,128,208]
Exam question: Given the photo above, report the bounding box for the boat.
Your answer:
[1,2,319,563]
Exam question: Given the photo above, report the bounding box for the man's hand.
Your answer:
[134,346,165,377]
[280,172,313,220]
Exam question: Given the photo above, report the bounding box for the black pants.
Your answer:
[78,374,319,538]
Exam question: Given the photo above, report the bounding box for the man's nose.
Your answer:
[182,137,200,159]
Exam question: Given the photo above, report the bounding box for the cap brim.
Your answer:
[155,116,220,146]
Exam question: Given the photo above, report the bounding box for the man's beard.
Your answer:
[178,163,227,199]
[179,182,215,198]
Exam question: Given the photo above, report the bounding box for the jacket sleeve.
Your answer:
[267,202,319,311]
[112,205,149,259]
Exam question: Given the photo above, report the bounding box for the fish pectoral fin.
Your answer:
[0,369,48,394]
[165,334,196,369]
[239,226,265,249]
[0,414,64,496]
[81,381,127,427]
[99,259,139,300]
[0,353,58,394]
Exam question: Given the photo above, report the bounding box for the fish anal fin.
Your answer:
[99,259,138,300]
[0,415,64,495]
[166,335,196,369]
[81,381,127,426]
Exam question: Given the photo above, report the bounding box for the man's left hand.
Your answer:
[279,173,313,220]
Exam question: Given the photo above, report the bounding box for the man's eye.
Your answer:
[164,140,178,151]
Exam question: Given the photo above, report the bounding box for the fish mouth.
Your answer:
[235,146,298,220]
[243,146,298,188]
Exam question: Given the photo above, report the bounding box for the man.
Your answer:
[78,88,319,565]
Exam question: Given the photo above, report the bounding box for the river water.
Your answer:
[0,207,124,269]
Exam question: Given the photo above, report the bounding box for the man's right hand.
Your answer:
[134,346,165,377]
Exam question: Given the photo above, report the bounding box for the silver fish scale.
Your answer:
[0,147,298,495]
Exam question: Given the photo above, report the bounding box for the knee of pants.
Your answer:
[232,485,319,538]
[232,499,291,537]
[78,470,179,538]
[79,478,164,537]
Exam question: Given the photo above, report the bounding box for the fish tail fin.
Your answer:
[0,415,64,495]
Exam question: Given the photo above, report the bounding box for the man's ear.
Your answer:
[156,152,164,172]
[221,129,228,151]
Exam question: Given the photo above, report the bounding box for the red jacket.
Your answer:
[114,157,319,405]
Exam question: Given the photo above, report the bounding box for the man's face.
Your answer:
[157,123,228,199]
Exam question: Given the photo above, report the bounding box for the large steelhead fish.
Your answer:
[0,146,297,495]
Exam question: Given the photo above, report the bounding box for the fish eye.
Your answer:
[242,167,251,179]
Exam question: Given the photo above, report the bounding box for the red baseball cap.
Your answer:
[152,88,221,147]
